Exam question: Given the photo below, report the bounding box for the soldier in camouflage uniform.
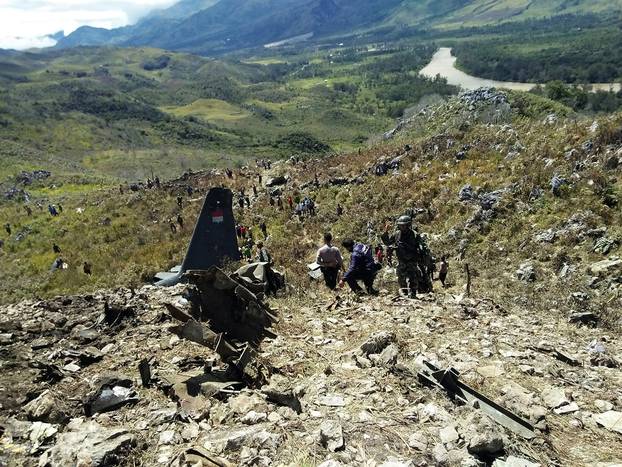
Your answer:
[381,215,423,298]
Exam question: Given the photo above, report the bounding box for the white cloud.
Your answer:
[0,0,178,50]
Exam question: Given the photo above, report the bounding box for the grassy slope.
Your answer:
[383,0,622,29]
[1,92,620,333]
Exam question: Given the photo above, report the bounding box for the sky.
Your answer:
[0,0,178,49]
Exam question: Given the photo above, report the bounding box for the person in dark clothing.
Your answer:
[58,204,63,213]
[252,185,258,196]
[336,203,343,216]
[4,224,10,235]
[238,197,245,209]
[53,243,61,254]
[155,177,161,188]
[256,241,278,296]
[339,239,379,295]
[83,261,92,275]
[256,241,272,264]
[382,215,423,298]
[245,196,250,208]
[177,214,184,230]
[176,196,183,209]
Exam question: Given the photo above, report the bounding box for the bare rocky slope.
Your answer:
[1,89,621,466]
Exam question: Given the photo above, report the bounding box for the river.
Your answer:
[420,47,621,93]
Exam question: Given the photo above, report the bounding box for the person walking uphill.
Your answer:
[381,215,422,298]
[339,239,379,295]
[316,232,344,290]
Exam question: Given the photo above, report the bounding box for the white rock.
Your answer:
[593,411,622,434]
[267,412,282,423]
[554,402,579,415]
[542,387,569,409]
[158,430,177,445]
[493,455,540,467]
[318,394,346,407]
[241,411,268,425]
[594,400,614,412]
[439,425,459,445]
[476,363,505,378]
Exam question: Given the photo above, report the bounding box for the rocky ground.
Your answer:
[1,88,622,466]
[1,274,621,466]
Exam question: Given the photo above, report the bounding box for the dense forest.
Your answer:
[452,16,622,84]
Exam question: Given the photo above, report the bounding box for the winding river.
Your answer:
[420,47,621,93]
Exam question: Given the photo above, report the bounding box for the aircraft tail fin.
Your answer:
[155,187,240,286]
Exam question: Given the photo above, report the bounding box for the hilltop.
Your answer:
[0,88,621,466]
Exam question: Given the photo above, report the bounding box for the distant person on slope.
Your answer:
[316,232,344,290]
[339,239,379,295]
[439,256,448,288]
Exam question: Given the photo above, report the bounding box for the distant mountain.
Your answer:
[143,0,220,20]
[57,0,622,55]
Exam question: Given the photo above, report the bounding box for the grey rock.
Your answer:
[203,426,282,454]
[360,331,396,356]
[378,343,399,366]
[407,432,428,451]
[594,237,618,255]
[542,387,569,409]
[459,184,475,202]
[534,229,556,243]
[38,419,135,467]
[24,390,69,424]
[516,263,536,282]
[589,259,622,276]
[319,420,344,452]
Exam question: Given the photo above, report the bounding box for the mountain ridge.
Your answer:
[56,0,622,55]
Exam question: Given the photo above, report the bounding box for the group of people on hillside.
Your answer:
[315,215,448,298]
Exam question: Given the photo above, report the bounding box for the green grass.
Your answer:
[163,99,251,122]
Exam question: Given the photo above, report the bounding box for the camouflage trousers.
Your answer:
[397,261,422,295]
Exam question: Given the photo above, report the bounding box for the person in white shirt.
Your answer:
[316,232,344,290]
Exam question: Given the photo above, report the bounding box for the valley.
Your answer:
[0,1,622,466]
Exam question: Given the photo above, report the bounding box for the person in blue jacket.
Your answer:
[338,239,379,295]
